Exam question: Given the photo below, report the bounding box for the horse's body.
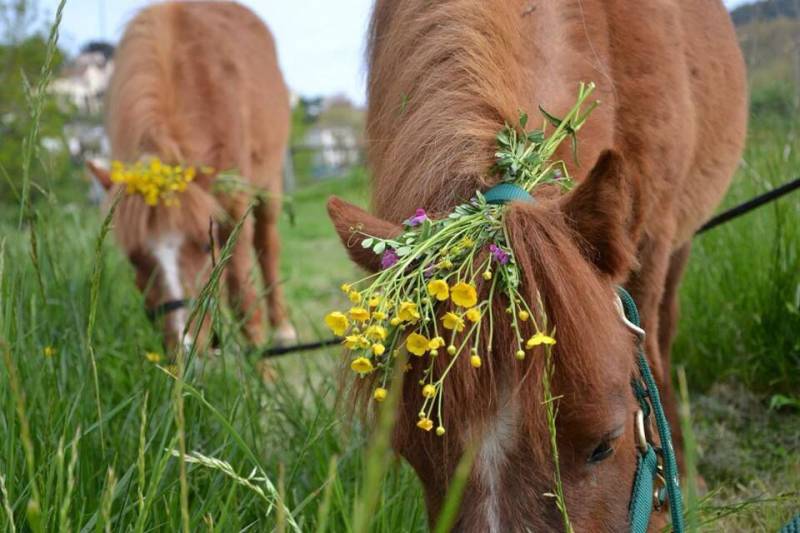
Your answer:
[98,1,295,347]
[329,0,746,530]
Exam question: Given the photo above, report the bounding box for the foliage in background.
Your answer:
[0,1,75,211]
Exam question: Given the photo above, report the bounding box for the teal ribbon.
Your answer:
[483,182,534,205]
[618,287,685,533]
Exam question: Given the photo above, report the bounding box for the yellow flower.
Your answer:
[324,312,349,336]
[526,331,557,349]
[406,333,430,356]
[460,237,474,248]
[349,307,370,322]
[365,325,388,341]
[344,335,370,350]
[518,310,530,322]
[465,307,481,323]
[436,426,446,436]
[428,336,445,350]
[340,283,352,293]
[145,351,162,363]
[422,384,437,398]
[417,417,434,431]
[368,296,381,308]
[43,346,56,358]
[442,312,465,332]
[470,354,482,368]
[515,350,526,360]
[372,343,386,356]
[426,279,449,301]
[450,282,478,308]
[397,301,420,322]
[348,291,362,303]
[373,311,387,321]
[351,357,375,374]
[482,270,493,281]
[165,364,179,376]
[390,317,401,326]
[373,388,388,402]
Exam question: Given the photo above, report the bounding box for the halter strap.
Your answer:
[483,182,534,205]
[618,287,685,533]
[146,299,190,321]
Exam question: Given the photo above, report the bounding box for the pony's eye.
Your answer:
[588,441,614,463]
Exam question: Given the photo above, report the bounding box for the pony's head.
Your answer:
[327,151,659,531]
[89,160,220,350]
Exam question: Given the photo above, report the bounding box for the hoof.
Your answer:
[273,323,298,347]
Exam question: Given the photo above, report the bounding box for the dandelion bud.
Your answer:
[447,345,457,355]
[436,426,446,436]
[470,355,482,368]
[430,349,439,357]
[422,384,436,398]
[519,310,529,321]
[482,270,492,280]
[515,350,526,360]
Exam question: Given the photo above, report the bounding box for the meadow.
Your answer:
[1,6,800,533]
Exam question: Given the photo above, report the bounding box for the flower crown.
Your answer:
[325,83,598,435]
[110,158,198,206]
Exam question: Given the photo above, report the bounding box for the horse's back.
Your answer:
[109,1,289,178]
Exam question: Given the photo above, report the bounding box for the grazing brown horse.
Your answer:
[328,0,746,530]
[89,2,296,349]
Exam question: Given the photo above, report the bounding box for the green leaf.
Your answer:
[539,106,563,128]
[519,111,528,129]
[373,241,386,255]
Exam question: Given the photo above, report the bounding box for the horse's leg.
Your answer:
[253,190,296,346]
[220,205,267,346]
[656,241,692,468]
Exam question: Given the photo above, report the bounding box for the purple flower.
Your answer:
[489,244,510,265]
[381,249,399,269]
[406,208,428,227]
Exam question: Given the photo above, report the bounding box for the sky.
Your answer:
[41,0,748,106]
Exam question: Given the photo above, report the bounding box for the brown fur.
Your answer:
[328,0,747,530]
[99,1,293,347]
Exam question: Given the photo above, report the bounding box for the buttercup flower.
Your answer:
[43,346,56,358]
[417,417,434,431]
[349,291,362,303]
[340,283,352,293]
[526,331,557,349]
[145,351,162,363]
[349,307,370,322]
[398,301,420,322]
[442,312,465,332]
[450,282,478,308]
[470,354,482,368]
[427,279,449,301]
[518,310,530,322]
[406,333,430,356]
[373,311,387,320]
[345,335,370,350]
[428,336,445,350]
[365,325,388,341]
[325,311,349,336]
[368,296,381,308]
[372,343,386,356]
[422,384,437,398]
[465,307,481,323]
[351,357,375,374]
[373,388,388,402]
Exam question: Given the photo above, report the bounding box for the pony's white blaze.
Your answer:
[150,233,191,346]
[476,391,520,532]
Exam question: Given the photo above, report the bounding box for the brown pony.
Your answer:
[89,1,296,349]
[328,0,747,530]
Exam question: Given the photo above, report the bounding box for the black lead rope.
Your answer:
[146,299,190,321]
[263,175,800,359]
[696,176,800,235]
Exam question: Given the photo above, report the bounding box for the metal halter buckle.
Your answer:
[614,292,646,340]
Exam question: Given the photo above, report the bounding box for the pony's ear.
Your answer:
[560,150,642,280]
[86,160,113,190]
[327,196,403,272]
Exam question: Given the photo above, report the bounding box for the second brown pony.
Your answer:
[90,1,295,349]
[328,0,747,531]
